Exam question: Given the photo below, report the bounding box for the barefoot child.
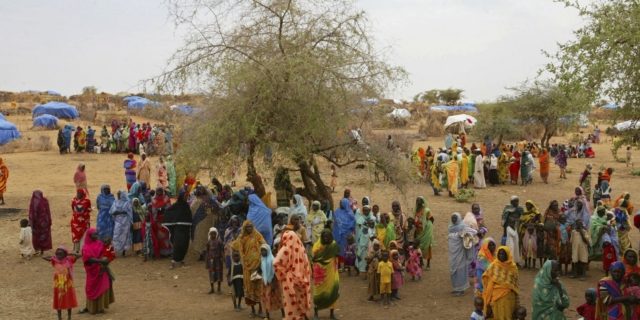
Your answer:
[390,250,404,301]
[576,288,597,320]
[570,220,590,281]
[229,251,244,312]
[359,219,376,279]
[522,224,537,270]
[141,212,157,262]
[206,228,224,295]
[259,244,284,320]
[19,219,33,260]
[366,240,382,301]
[407,239,422,281]
[535,223,546,267]
[344,235,357,276]
[377,250,393,306]
[43,246,82,320]
[505,219,521,267]
[470,297,485,320]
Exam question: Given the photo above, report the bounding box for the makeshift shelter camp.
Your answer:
[33,114,59,129]
[614,120,640,131]
[604,104,618,110]
[0,120,21,145]
[33,102,79,119]
[170,105,200,115]
[444,114,477,134]
[386,108,411,119]
[46,90,61,96]
[127,97,162,109]
[430,105,478,112]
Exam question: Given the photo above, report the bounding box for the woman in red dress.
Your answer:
[71,189,92,253]
[509,150,521,185]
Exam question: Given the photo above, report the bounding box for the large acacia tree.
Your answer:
[149,0,408,202]
[545,0,640,136]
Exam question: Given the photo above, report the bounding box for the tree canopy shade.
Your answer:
[544,0,640,133]
[413,88,464,104]
[150,0,408,202]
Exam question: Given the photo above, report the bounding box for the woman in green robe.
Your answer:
[589,203,608,261]
[531,260,570,319]
[166,155,177,197]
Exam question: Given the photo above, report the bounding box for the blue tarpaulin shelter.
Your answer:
[127,97,162,109]
[123,96,141,102]
[33,114,59,128]
[0,120,21,145]
[46,90,61,96]
[430,105,478,112]
[33,102,79,119]
[604,104,618,109]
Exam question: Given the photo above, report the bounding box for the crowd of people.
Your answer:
[56,119,174,156]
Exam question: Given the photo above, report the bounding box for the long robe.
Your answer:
[110,191,133,253]
[231,221,266,305]
[482,246,519,319]
[137,159,152,188]
[449,218,474,292]
[460,154,469,184]
[445,160,459,195]
[0,158,9,195]
[156,161,168,190]
[96,185,116,241]
[312,236,340,310]
[163,195,192,263]
[29,190,52,251]
[474,155,486,188]
[166,157,177,196]
[498,152,508,183]
[531,261,570,319]
[273,229,311,320]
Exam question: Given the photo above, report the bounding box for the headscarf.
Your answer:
[476,237,496,272]
[127,182,144,202]
[290,194,308,224]
[531,260,570,320]
[247,194,273,247]
[345,189,358,212]
[307,200,328,243]
[448,212,467,233]
[81,228,102,262]
[260,244,275,285]
[52,246,74,277]
[482,246,519,315]
[109,190,133,220]
[73,163,86,185]
[596,261,629,319]
[332,198,355,257]
[231,220,266,271]
[29,190,50,227]
[163,191,193,226]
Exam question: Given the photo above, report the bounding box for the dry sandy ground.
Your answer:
[0,116,638,320]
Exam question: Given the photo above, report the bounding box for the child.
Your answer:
[602,230,617,277]
[570,220,590,281]
[329,165,337,192]
[344,235,357,276]
[406,239,422,282]
[601,181,612,207]
[273,214,285,240]
[366,240,382,301]
[522,224,537,270]
[206,228,224,294]
[576,288,597,320]
[593,183,602,208]
[360,219,377,279]
[43,246,82,320]
[377,250,393,306]
[627,146,632,167]
[505,219,521,267]
[259,244,284,320]
[513,306,527,320]
[19,219,33,260]
[141,212,157,262]
[535,223,546,267]
[404,217,416,265]
[558,214,572,275]
[390,250,404,301]
[229,251,244,311]
[470,297,485,320]
[627,273,640,315]
[101,236,116,281]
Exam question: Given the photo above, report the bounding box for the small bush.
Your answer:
[455,188,476,203]
[631,169,640,176]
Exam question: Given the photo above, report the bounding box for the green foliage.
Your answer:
[455,188,475,203]
[414,88,464,104]
[82,86,97,95]
[544,0,640,137]
[631,169,640,176]
[472,102,519,141]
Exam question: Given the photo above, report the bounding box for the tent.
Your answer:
[386,108,411,119]
[604,104,618,110]
[24,90,41,93]
[123,96,142,102]
[46,90,61,96]
[0,120,21,145]
[127,97,162,109]
[430,105,478,112]
[33,101,79,119]
[33,114,59,128]
[614,120,640,131]
[444,114,478,131]
[361,98,379,105]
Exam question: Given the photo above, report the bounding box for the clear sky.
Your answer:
[0,0,584,102]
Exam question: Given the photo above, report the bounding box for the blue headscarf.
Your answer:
[586,288,597,305]
[448,212,467,233]
[332,198,356,257]
[110,190,133,220]
[260,244,275,285]
[127,182,145,203]
[247,194,273,247]
[96,184,116,240]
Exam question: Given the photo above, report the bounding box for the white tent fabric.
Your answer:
[444,114,477,129]
[614,120,640,131]
[386,108,411,119]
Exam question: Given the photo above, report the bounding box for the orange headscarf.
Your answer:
[482,246,519,314]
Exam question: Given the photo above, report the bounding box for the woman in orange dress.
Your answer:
[539,148,550,184]
[418,147,427,178]
[0,157,9,205]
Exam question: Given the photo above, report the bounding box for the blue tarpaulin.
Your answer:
[33,102,79,119]
[123,96,141,102]
[0,120,21,145]
[604,104,618,109]
[430,105,479,112]
[127,97,162,109]
[33,114,59,128]
[173,106,200,115]
[46,90,61,96]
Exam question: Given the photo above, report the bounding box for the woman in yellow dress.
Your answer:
[231,221,266,318]
[482,246,519,319]
[312,229,340,320]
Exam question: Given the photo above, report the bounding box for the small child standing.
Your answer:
[377,250,393,306]
[206,228,224,294]
[602,230,617,277]
[406,239,422,282]
[558,214,572,276]
[513,306,527,320]
[470,297,485,320]
[329,165,337,192]
[273,214,285,240]
[505,219,521,267]
[627,146,632,167]
[576,288,597,320]
[535,223,546,267]
[19,219,33,260]
[229,251,244,312]
[627,273,640,315]
[404,217,416,266]
[390,250,404,301]
[141,212,156,262]
[43,246,82,320]
[593,183,602,208]
[102,236,115,262]
[343,235,357,277]
[522,224,537,270]
[570,220,591,281]
[366,240,382,301]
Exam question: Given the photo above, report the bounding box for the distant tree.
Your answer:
[82,86,97,95]
[544,0,640,138]
[414,90,439,104]
[472,102,519,143]
[501,81,589,148]
[148,0,409,201]
[438,88,464,104]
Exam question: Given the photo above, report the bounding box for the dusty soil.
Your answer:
[0,115,637,320]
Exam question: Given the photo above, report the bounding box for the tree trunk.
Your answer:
[245,139,266,198]
[297,156,334,209]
